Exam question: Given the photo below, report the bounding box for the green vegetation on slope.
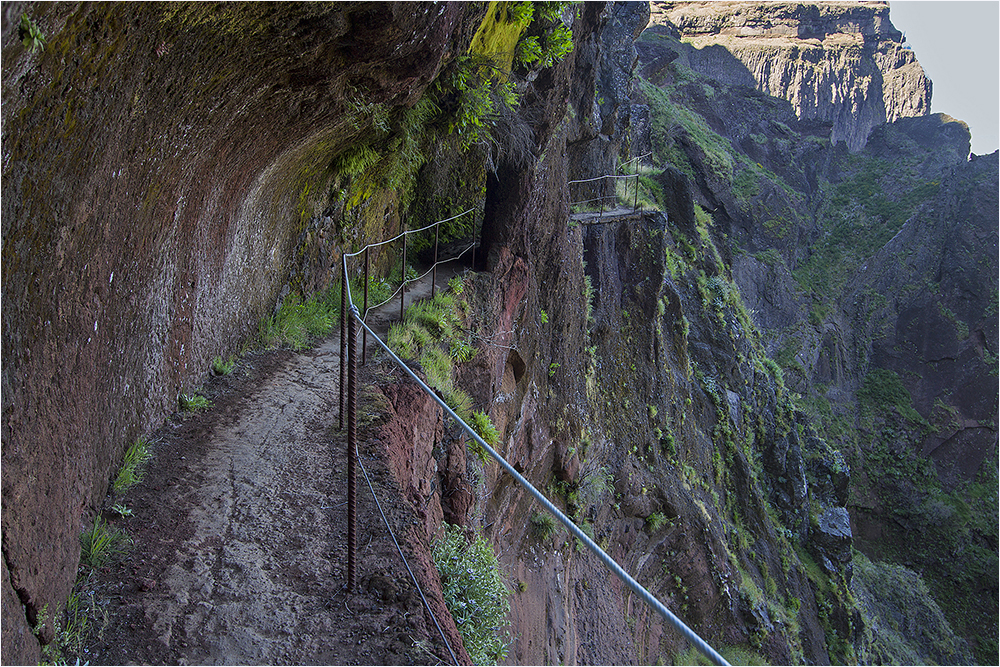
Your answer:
[433,524,512,665]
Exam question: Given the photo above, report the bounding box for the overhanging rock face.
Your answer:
[1,3,477,662]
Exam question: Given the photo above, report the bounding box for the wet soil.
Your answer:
[84,264,466,666]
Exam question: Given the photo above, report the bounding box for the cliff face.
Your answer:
[633,7,996,662]
[648,1,931,150]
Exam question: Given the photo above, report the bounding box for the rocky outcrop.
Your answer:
[648,1,931,150]
[567,0,650,185]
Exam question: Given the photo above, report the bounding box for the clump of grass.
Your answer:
[259,292,335,351]
[646,511,669,532]
[179,392,212,412]
[530,511,560,540]
[211,355,235,375]
[80,516,131,569]
[420,346,454,392]
[468,410,500,465]
[433,524,512,665]
[35,588,110,665]
[112,436,152,495]
[445,387,475,423]
[387,288,483,434]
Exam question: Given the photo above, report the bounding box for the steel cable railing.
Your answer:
[569,152,653,220]
[356,443,460,665]
[337,220,730,665]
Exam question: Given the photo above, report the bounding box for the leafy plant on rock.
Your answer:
[19,13,45,52]
[433,524,512,665]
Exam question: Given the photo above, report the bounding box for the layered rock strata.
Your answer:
[649,1,931,150]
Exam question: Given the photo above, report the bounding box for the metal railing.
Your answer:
[569,152,653,219]
[334,198,729,666]
[338,209,477,425]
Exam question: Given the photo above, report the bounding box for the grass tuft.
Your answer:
[80,516,131,569]
[180,392,212,412]
[530,511,560,540]
[211,355,235,375]
[112,437,152,495]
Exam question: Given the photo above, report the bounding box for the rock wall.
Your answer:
[1,3,479,661]
[631,8,997,661]
[649,1,931,150]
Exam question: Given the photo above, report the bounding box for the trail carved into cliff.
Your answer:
[83,265,467,666]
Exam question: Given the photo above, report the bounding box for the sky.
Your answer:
[888,1,1000,155]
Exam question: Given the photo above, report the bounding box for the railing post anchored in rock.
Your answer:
[400,232,407,322]
[347,306,358,592]
[362,247,370,366]
[339,257,347,431]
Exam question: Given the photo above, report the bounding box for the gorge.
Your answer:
[2,2,996,665]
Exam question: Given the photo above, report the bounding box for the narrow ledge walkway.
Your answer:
[86,262,466,666]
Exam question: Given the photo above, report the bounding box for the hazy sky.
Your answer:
[888,1,1000,155]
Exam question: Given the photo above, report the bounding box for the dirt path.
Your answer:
[87,263,467,666]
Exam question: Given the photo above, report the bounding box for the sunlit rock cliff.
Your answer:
[649,1,932,150]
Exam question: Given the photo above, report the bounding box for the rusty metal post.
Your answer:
[362,247,369,366]
[634,173,640,212]
[400,233,407,321]
[600,177,607,219]
[432,224,439,300]
[339,257,347,430]
[347,307,358,592]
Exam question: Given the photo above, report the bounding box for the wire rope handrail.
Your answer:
[343,208,476,258]
[568,152,654,216]
[338,242,731,666]
[356,443,460,666]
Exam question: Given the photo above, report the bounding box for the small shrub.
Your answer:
[112,436,152,495]
[80,516,130,569]
[448,275,465,294]
[433,524,511,665]
[211,355,234,375]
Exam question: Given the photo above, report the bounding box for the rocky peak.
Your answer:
[648,1,931,150]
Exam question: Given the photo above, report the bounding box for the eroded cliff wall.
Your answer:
[649,0,931,150]
[2,3,481,660]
